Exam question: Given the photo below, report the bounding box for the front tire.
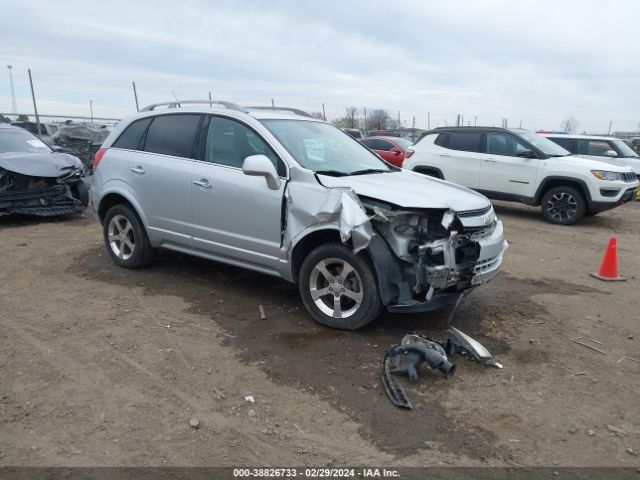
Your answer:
[103,204,155,268]
[298,243,381,330]
[540,186,586,225]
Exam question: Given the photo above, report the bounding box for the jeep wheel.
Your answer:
[103,204,155,268]
[541,186,586,225]
[298,243,381,330]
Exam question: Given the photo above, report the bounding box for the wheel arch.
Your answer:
[97,189,148,227]
[534,176,591,206]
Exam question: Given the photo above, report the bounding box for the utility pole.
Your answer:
[461,115,464,126]
[271,98,275,110]
[474,115,477,126]
[7,65,17,114]
[456,114,460,127]
[322,103,326,121]
[608,120,612,135]
[411,116,416,142]
[132,81,139,111]
[427,112,431,130]
[27,69,41,138]
[90,100,94,123]
[363,107,367,132]
[397,111,401,132]
[208,91,212,107]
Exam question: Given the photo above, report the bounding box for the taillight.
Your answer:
[93,148,107,171]
[405,149,415,158]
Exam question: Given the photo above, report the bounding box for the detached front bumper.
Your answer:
[470,220,508,286]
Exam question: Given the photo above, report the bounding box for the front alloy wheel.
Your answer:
[541,186,586,225]
[299,243,381,330]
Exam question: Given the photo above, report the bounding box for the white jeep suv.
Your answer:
[404,127,638,225]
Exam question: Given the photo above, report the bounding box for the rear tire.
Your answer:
[298,243,381,330]
[540,186,586,225]
[103,204,155,268]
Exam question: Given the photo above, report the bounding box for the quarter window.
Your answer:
[548,137,575,152]
[113,117,152,151]
[447,132,482,153]
[144,114,201,158]
[486,133,529,156]
[204,116,284,175]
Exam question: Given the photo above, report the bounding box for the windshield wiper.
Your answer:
[315,170,350,177]
[348,169,391,175]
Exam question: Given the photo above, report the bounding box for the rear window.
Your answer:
[112,118,152,150]
[434,133,449,147]
[144,114,202,159]
[446,132,482,153]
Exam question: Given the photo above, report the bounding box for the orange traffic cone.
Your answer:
[590,237,626,282]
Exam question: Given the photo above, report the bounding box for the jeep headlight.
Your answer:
[591,170,623,181]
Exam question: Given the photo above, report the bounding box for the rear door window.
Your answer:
[113,117,152,151]
[548,137,576,152]
[447,132,482,152]
[576,139,616,156]
[143,114,202,158]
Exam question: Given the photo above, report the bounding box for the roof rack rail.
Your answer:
[140,100,246,112]
[246,106,313,118]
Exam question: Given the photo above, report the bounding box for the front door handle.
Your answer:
[130,166,146,174]
[439,153,450,157]
[193,179,212,189]
[483,158,498,163]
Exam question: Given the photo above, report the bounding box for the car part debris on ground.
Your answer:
[382,327,503,409]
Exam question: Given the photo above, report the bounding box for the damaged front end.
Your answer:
[361,199,507,312]
[0,167,87,217]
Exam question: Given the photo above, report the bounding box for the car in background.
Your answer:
[0,124,88,216]
[361,136,413,167]
[12,121,59,145]
[342,128,363,140]
[404,127,638,225]
[542,132,640,176]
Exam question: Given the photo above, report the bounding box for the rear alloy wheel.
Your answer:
[541,186,586,225]
[299,244,381,330]
[103,204,155,268]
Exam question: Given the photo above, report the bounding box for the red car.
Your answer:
[360,136,414,167]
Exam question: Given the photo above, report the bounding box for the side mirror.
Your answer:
[242,154,281,190]
[517,149,537,159]
[605,149,618,157]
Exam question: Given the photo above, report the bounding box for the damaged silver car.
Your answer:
[0,124,88,217]
[91,101,507,330]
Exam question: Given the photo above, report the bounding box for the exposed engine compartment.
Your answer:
[0,167,87,217]
[360,197,503,307]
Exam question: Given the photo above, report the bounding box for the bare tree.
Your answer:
[366,109,393,131]
[344,106,359,129]
[560,116,579,133]
[310,111,325,120]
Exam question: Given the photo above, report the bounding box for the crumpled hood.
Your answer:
[0,152,83,177]
[317,170,491,211]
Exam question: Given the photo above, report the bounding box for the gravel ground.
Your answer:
[1,201,639,467]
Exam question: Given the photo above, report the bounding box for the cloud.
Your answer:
[0,0,638,132]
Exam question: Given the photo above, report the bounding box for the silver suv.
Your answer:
[91,101,507,330]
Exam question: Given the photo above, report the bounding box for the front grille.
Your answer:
[458,205,491,218]
[622,172,636,182]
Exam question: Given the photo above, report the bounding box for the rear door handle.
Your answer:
[193,179,212,189]
[439,153,450,157]
[130,166,146,174]
[483,158,497,163]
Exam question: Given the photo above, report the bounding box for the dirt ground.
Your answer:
[1,200,639,468]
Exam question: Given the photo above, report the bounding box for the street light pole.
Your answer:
[7,65,17,114]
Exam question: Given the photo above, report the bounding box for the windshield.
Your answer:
[0,128,52,154]
[261,120,392,175]
[514,130,570,156]
[611,138,638,157]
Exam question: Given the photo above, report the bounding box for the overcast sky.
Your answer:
[1,0,638,132]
